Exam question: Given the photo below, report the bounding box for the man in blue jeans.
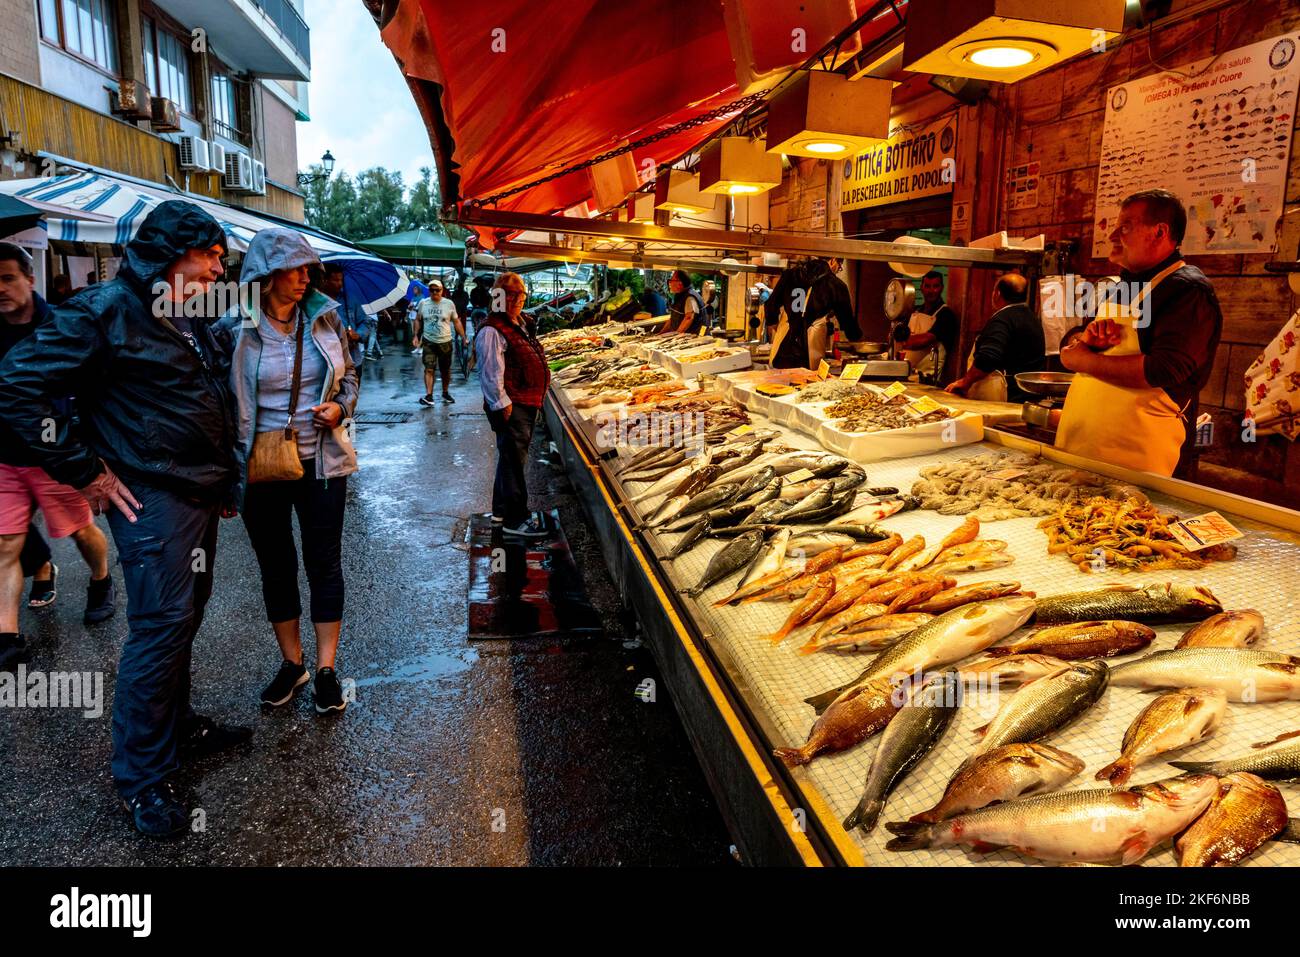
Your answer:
[0,201,250,838]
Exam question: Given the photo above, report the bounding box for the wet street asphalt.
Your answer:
[0,344,733,866]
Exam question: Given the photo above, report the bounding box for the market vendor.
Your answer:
[945,273,1045,402]
[1055,189,1223,477]
[659,270,705,334]
[765,257,860,369]
[893,270,959,383]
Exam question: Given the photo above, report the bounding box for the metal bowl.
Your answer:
[849,341,891,356]
[1015,371,1076,397]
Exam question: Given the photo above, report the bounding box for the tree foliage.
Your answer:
[303,164,472,243]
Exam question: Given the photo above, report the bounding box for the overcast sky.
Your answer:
[298,0,434,190]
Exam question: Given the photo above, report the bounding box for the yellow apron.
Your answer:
[1055,260,1188,476]
[964,343,1008,402]
[904,310,946,378]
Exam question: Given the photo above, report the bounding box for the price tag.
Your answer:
[697,326,709,336]
[839,363,867,383]
[784,468,816,484]
[883,381,908,399]
[909,395,945,415]
[729,424,755,436]
[817,359,831,380]
[1167,512,1244,552]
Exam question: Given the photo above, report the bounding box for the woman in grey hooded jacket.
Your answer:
[213,228,359,715]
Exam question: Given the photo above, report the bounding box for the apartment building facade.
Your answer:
[0,0,311,221]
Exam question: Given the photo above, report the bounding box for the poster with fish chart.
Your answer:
[1092,32,1300,257]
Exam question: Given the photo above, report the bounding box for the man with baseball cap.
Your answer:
[413,278,464,405]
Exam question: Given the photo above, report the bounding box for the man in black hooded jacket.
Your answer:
[0,201,251,837]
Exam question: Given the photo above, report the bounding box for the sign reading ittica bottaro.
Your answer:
[840,116,957,211]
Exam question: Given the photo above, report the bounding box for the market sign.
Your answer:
[840,116,957,211]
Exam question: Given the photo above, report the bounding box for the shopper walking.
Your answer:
[413,279,464,405]
[474,272,550,538]
[0,201,249,838]
[214,229,359,716]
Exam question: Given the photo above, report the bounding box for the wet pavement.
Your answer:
[0,344,733,866]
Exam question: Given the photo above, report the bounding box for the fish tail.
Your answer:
[908,807,942,824]
[883,821,934,851]
[774,746,810,768]
[843,798,884,834]
[1096,758,1133,787]
[767,623,794,644]
[805,685,847,715]
[1167,759,1217,774]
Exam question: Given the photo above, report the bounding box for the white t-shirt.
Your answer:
[419,297,458,344]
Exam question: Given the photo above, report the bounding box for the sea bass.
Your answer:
[985,620,1155,660]
[1109,649,1300,702]
[1096,688,1227,787]
[1170,728,1300,781]
[909,743,1085,824]
[972,661,1110,757]
[1175,610,1265,649]
[1034,583,1221,625]
[1177,773,1289,867]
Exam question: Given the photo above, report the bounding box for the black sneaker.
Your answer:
[0,633,27,673]
[442,392,455,403]
[502,516,549,539]
[314,667,347,714]
[418,394,435,407]
[179,714,253,762]
[261,659,310,706]
[27,563,58,609]
[123,781,189,838]
[83,577,116,625]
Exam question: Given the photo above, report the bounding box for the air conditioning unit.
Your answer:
[250,160,267,195]
[177,135,210,171]
[111,79,152,120]
[150,97,182,132]
[208,141,226,175]
[223,150,254,192]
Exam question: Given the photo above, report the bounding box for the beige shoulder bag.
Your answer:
[248,314,306,483]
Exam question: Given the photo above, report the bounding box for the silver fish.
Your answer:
[674,482,742,521]
[787,532,858,555]
[684,530,765,597]
[973,661,1110,757]
[664,517,710,561]
[741,498,798,526]
[736,528,791,591]
[733,465,776,501]
[646,494,690,528]
[780,482,836,521]
[1171,728,1300,781]
[1109,648,1300,702]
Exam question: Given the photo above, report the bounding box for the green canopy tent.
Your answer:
[356,226,465,265]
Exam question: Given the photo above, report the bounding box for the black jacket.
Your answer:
[765,260,860,368]
[0,201,238,500]
[972,302,1046,402]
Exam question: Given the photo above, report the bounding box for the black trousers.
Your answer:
[241,465,347,623]
[487,404,537,527]
[19,524,50,577]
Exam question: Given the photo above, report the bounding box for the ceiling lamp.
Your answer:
[653,170,717,215]
[902,0,1126,83]
[765,71,892,158]
[698,137,782,195]
[626,192,656,224]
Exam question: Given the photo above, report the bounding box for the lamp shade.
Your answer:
[698,136,782,195]
[653,170,718,215]
[765,71,892,158]
[627,192,657,223]
[587,153,640,212]
[901,0,1125,83]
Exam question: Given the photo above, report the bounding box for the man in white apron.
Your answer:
[1056,189,1223,477]
[946,273,1045,403]
[894,270,959,384]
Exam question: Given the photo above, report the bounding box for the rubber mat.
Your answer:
[467,508,603,639]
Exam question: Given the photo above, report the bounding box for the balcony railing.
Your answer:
[251,0,311,67]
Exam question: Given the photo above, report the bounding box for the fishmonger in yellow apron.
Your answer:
[903,310,946,380]
[1055,260,1187,476]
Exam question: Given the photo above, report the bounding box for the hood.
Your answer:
[239,227,321,286]
[119,200,227,288]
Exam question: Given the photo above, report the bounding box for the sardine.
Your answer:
[973,661,1110,756]
[1097,688,1226,787]
[806,597,1038,714]
[958,654,1072,687]
[909,743,1085,824]
[986,620,1155,660]
[775,676,900,767]
[765,574,836,643]
[683,529,765,597]
[664,516,710,561]
[1035,583,1222,625]
[1170,728,1300,780]
[1177,772,1289,867]
[1109,648,1300,702]
[885,774,1219,864]
[1176,610,1265,649]
[912,581,1023,614]
[735,527,791,591]
[844,670,959,833]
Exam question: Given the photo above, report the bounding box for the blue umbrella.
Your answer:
[407,280,429,300]
[319,252,410,314]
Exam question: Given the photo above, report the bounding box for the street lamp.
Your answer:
[297,150,336,186]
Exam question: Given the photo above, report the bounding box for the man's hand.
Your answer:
[1082,319,1123,350]
[945,380,968,396]
[311,402,344,429]
[346,328,361,343]
[1059,338,1093,373]
[79,462,141,522]
[411,337,420,348]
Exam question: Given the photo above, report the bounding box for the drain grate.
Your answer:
[352,412,417,425]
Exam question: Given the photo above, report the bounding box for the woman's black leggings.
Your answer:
[241,465,347,623]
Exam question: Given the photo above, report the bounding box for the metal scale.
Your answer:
[1015,371,1075,429]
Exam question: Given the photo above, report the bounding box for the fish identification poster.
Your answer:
[1092,32,1300,257]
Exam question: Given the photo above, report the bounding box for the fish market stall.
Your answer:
[544,341,1300,867]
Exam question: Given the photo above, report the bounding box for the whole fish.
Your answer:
[940,540,1008,561]
[1170,728,1300,780]
[630,460,695,503]
[806,597,1038,714]
[807,618,933,655]
[1096,688,1227,787]
[885,774,1219,864]
[621,460,684,484]
[1035,583,1222,625]
[1109,648,1300,702]
[829,555,891,586]
[775,676,900,767]
[807,602,891,646]
[646,494,690,528]
[739,476,783,508]
[791,489,857,525]
[928,553,1016,576]
[810,572,904,625]
[712,441,765,477]
[824,523,896,543]
[886,579,953,613]
[909,743,1086,824]
[1177,772,1289,867]
[616,443,679,474]
[865,486,899,496]
[693,501,758,530]
[666,462,723,500]
[717,546,844,606]
[896,517,980,573]
[733,465,776,501]
[973,660,1110,756]
[843,612,935,636]
[765,574,836,643]
[664,516,711,561]
[958,654,1072,687]
[673,482,743,521]
[912,581,1023,614]
[882,535,926,572]
[986,620,1155,660]
[683,529,765,597]
[787,532,858,555]
[844,670,959,833]
[735,527,791,591]
[779,482,835,521]
[832,497,909,526]
[1176,610,1265,649]
[741,498,798,526]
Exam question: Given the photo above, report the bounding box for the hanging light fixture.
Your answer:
[902,0,1126,83]
[653,170,717,215]
[697,136,782,195]
[626,192,657,224]
[764,71,892,158]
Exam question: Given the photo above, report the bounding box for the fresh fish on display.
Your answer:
[733,465,776,501]
[844,670,959,833]
[694,501,760,530]
[972,661,1110,757]
[908,743,1085,824]
[1175,610,1265,649]
[786,531,858,555]
[1034,583,1222,625]
[885,775,1219,864]
[827,524,897,545]
[895,517,980,573]
[1095,687,1227,787]
[664,462,723,501]
[735,528,791,592]
[630,461,694,504]
[673,482,743,521]
[958,654,1072,687]
[985,620,1155,660]
[790,490,858,525]
[778,482,836,522]
[1170,728,1300,780]
[645,494,690,528]
[885,579,954,614]
[1177,773,1289,868]
[927,552,1016,576]
[717,546,844,605]
[664,517,710,561]
[1109,648,1300,702]
[683,529,765,597]
[740,497,798,527]
[775,675,901,767]
[809,572,909,625]
[832,496,912,526]
[911,581,1023,614]
[883,535,926,572]
[764,574,836,643]
[739,476,783,508]
[809,616,935,654]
